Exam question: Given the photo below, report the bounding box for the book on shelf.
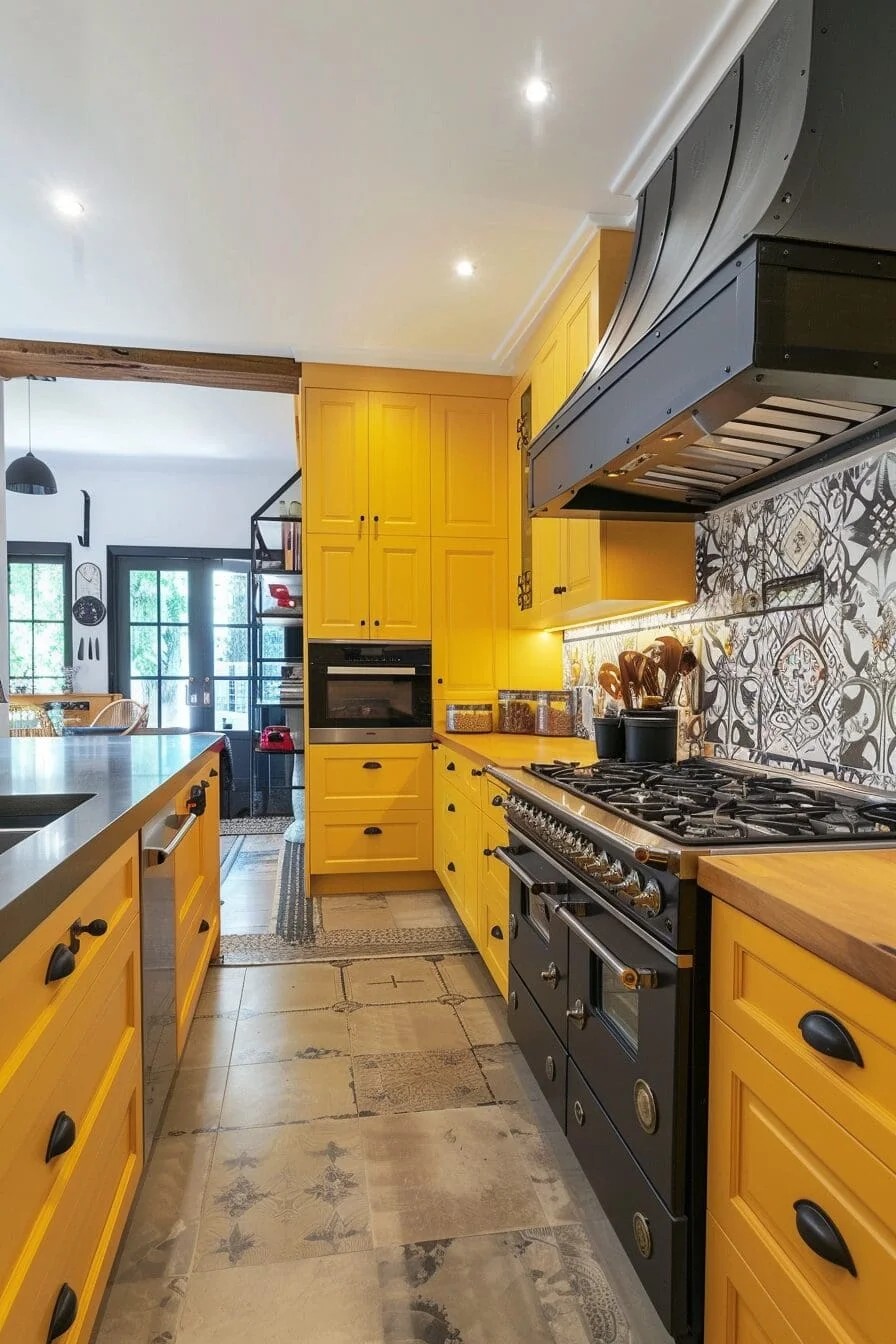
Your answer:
[281,519,302,573]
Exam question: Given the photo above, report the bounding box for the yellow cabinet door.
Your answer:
[305,534,370,639]
[369,391,430,536]
[564,278,596,395]
[531,516,564,627]
[309,743,432,811]
[559,517,602,615]
[531,327,567,434]
[304,388,369,534]
[369,536,432,641]
[432,538,508,701]
[431,396,507,538]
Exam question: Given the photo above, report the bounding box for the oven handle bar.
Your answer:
[325,666,419,676]
[551,903,659,992]
[493,846,568,897]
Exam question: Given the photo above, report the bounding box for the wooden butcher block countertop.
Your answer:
[432,731,597,770]
[699,850,896,1000]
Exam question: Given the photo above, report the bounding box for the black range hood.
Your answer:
[529,0,896,520]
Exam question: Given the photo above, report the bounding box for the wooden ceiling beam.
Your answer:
[0,339,301,394]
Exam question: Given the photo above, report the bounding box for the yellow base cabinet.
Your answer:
[309,743,432,811]
[479,814,509,996]
[310,809,433,876]
[170,756,221,1057]
[309,744,434,877]
[705,1215,804,1344]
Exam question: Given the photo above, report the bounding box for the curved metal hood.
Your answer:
[529,0,896,520]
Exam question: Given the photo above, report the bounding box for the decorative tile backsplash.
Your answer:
[563,445,896,791]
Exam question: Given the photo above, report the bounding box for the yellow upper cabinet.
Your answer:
[304,534,370,639]
[304,389,369,534]
[531,330,567,437]
[369,537,431,640]
[368,392,430,536]
[564,279,594,395]
[432,538,509,702]
[431,396,507,538]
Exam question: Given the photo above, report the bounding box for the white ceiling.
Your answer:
[0,0,774,461]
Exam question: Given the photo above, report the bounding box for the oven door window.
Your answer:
[522,890,552,943]
[325,673,418,728]
[595,960,639,1053]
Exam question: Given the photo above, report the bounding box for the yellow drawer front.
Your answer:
[0,913,140,1294]
[712,901,896,1171]
[310,810,433,875]
[0,838,139,1100]
[435,742,466,789]
[439,780,466,853]
[309,743,433,811]
[705,1215,803,1344]
[176,899,221,1057]
[479,816,509,997]
[708,1017,896,1344]
[0,1051,142,1344]
[481,772,508,816]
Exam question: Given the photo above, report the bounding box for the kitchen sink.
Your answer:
[0,793,94,855]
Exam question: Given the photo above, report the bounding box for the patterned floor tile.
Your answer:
[193,1118,370,1272]
[179,1251,384,1344]
[355,1049,491,1116]
[220,1056,356,1128]
[231,1006,350,1066]
[195,967,245,1017]
[362,1105,543,1245]
[456,996,514,1046]
[347,1001,469,1056]
[114,1134,216,1281]
[345,957,445,1005]
[163,1067,228,1137]
[240,961,344,1015]
[503,1101,577,1226]
[474,1044,532,1104]
[438,953,501,999]
[94,1275,188,1343]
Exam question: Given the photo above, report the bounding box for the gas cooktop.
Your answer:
[524,759,896,845]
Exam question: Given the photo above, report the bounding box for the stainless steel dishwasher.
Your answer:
[140,799,202,1152]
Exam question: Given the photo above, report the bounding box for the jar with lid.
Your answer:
[445,703,493,734]
[536,690,576,737]
[498,690,538,734]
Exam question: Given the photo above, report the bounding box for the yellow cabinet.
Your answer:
[304,388,369,534]
[531,327,567,436]
[311,810,433,875]
[305,533,370,639]
[431,396,507,538]
[309,743,432,811]
[479,814,509,997]
[369,391,430,536]
[369,536,431,640]
[432,538,508,702]
[564,279,595,394]
[705,1215,804,1344]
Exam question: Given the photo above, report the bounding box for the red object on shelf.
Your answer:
[259,725,295,752]
[267,582,298,609]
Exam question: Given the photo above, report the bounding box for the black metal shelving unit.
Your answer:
[249,470,304,818]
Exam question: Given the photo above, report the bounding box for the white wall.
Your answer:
[5,451,296,692]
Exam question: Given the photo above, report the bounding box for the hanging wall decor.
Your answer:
[72,562,106,626]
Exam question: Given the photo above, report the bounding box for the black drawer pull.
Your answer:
[68,917,108,953]
[209,767,219,777]
[446,761,455,771]
[490,924,504,940]
[362,761,383,770]
[45,1112,76,1163]
[794,1199,857,1276]
[447,861,456,872]
[798,1011,864,1066]
[364,826,383,836]
[471,768,484,777]
[47,1283,78,1341]
[491,794,504,807]
[199,918,210,933]
[45,945,76,985]
[447,802,456,812]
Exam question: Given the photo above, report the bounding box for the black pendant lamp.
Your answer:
[6,379,57,495]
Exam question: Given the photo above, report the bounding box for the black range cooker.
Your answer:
[490,757,896,1342]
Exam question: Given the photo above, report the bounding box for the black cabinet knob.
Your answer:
[47,1283,78,1341]
[362,761,383,770]
[437,677,443,685]
[483,847,494,857]
[199,918,210,933]
[45,1112,76,1163]
[209,767,219,777]
[360,619,367,627]
[492,794,503,807]
[45,945,76,985]
[794,1199,857,1276]
[71,917,108,941]
[447,802,456,812]
[446,762,455,771]
[798,1011,864,1066]
[374,620,381,626]
[490,925,504,940]
[364,826,383,836]
[552,585,567,595]
[471,768,483,777]
[447,861,456,872]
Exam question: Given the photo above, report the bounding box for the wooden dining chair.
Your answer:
[89,699,149,735]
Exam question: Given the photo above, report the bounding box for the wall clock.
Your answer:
[72,562,107,626]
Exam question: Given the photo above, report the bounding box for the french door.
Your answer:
[112,553,260,732]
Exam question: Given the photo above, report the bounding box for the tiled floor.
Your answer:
[96,889,672,1344]
[219,836,281,935]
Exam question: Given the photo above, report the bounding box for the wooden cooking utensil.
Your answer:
[676,648,699,708]
[598,662,624,703]
[618,650,648,709]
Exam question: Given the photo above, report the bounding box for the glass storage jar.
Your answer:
[445,703,493,734]
[498,690,538,735]
[536,690,576,737]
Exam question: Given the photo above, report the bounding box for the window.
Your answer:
[7,543,72,694]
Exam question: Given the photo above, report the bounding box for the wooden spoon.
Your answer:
[598,662,624,703]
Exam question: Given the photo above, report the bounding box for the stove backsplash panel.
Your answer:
[563,446,896,790]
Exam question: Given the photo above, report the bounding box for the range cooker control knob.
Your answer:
[604,860,626,887]
[631,878,664,917]
[618,870,642,899]
[592,850,610,875]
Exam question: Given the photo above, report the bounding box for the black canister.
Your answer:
[593,716,624,761]
[622,709,678,763]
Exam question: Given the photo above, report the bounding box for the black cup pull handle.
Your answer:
[492,794,503,806]
[446,761,455,771]
[209,767,219,777]
[362,761,383,770]
[793,1199,857,1276]
[798,1011,864,1066]
[45,1112,77,1163]
[447,861,456,872]
[364,826,382,836]
[199,918,210,933]
[45,944,76,985]
[490,925,504,940]
[47,1283,78,1341]
[447,802,456,812]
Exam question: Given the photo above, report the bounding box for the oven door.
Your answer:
[496,838,570,1040]
[307,643,432,742]
[560,891,691,1214]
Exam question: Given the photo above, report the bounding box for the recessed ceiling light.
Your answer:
[50,189,85,218]
[454,258,475,278]
[523,76,551,106]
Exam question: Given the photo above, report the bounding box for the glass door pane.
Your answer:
[128,567,193,729]
[212,565,251,731]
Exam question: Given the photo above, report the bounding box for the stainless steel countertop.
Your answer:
[0,733,223,962]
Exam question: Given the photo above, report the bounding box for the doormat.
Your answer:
[220,816,292,836]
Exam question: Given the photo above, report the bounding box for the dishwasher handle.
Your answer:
[144,810,199,863]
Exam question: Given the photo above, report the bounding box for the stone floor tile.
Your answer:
[503,1100,577,1226]
[384,891,461,929]
[347,1001,468,1056]
[179,1012,238,1071]
[362,1105,543,1245]
[179,1250,384,1344]
[163,1066,228,1136]
[345,957,444,1005]
[355,1048,492,1116]
[474,1043,531,1103]
[221,1056,356,1128]
[438,952,501,999]
[321,893,397,932]
[231,1006,350,1066]
[193,1117,370,1272]
[114,1134,216,1281]
[240,961,343,1014]
[456,995,514,1046]
[195,967,245,1017]
[94,1276,187,1343]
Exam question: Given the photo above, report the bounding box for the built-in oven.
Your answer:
[307,641,432,743]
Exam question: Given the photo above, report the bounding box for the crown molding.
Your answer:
[490,211,632,371]
[610,0,776,199]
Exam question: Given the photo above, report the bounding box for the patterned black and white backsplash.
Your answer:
[563,446,896,790]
